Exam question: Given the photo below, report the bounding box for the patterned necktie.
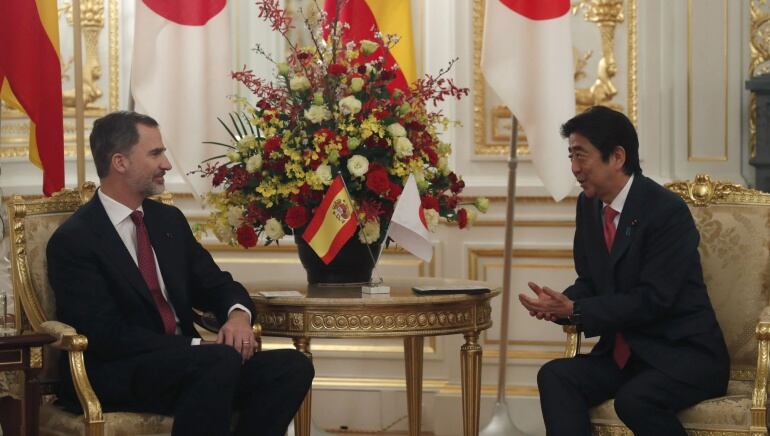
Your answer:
[604,206,630,368]
[130,211,176,335]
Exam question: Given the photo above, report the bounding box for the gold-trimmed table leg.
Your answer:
[293,337,312,436]
[404,336,424,436]
[461,330,482,436]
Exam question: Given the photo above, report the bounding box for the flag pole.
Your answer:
[72,0,86,188]
[480,115,526,436]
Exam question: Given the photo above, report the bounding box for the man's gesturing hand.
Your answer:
[217,309,255,362]
[518,282,574,321]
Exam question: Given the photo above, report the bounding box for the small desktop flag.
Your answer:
[303,175,359,264]
[388,174,432,262]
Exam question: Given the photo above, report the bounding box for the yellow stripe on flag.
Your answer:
[364,0,416,84]
[307,188,355,259]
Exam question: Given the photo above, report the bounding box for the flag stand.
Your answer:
[480,116,526,436]
[72,0,86,188]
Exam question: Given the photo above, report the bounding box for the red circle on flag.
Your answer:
[143,0,226,26]
[499,0,570,20]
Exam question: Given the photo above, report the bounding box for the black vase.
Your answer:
[294,233,381,284]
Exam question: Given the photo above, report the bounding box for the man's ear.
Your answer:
[611,146,626,170]
[111,153,128,175]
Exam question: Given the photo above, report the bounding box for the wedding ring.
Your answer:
[242,340,251,344]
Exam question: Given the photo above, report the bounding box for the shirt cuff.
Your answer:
[227,304,252,324]
[191,338,201,346]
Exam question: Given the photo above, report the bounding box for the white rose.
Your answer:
[346,155,369,177]
[360,39,379,55]
[264,218,285,240]
[304,105,331,124]
[358,220,381,244]
[437,156,449,174]
[423,208,439,233]
[227,151,242,163]
[289,76,311,91]
[213,222,235,244]
[237,135,257,153]
[350,77,364,93]
[315,164,332,185]
[394,136,413,158]
[246,154,263,173]
[226,206,244,227]
[387,123,407,138]
[339,95,362,115]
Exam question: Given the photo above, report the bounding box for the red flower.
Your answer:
[423,147,438,165]
[236,225,258,248]
[385,182,402,202]
[256,99,271,110]
[421,195,439,211]
[246,203,270,224]
[284,206,308,229]
[450,179,465,194]
[366,166,390,194]
[457,208,468,229]
[212,165,229,187]
[263,136,282,158]
[328,63,346,76]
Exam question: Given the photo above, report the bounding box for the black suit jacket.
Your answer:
[565,174,729,395]
[47,193,256,408]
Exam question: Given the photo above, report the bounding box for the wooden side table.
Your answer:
[0,333,54,436]
[248,277,500,436]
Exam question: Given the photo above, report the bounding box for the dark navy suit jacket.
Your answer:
[565,174,729,395]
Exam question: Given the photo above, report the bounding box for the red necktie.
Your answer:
[130,211,177,335]
[603,206,630,368]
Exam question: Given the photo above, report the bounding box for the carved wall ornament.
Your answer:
[750,0,770,159]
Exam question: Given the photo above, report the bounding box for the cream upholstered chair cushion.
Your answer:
[562,175,770,435]
[39,407,173,436]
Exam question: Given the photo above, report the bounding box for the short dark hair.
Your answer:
[560,106,641,175]
[89,111,158,178]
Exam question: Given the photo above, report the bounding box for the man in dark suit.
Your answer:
[47,111,314,436]
[519,106,729,436]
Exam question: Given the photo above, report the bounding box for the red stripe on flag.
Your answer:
[143,0,226,26]
[499,0,570,20]
[0,2,64,196]
[323,0,409,91]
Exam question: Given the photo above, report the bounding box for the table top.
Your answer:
[246,277,500,338]
[246,277,500,307]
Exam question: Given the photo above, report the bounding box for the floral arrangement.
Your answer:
[198,0,488,249]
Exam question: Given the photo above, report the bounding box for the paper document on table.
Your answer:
[257,291,304,298]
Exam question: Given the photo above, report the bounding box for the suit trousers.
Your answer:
[107,344,314,436]
[537,353,714,436]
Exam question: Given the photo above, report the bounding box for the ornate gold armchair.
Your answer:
[8,183,261,436]
[563,174,770,435]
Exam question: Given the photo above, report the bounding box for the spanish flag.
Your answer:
[0,0,64,196]
[303,175,359,264]
[324,0,416,91]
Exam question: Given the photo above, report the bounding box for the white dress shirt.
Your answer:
[98,189,249,345]
[603,173,635,228]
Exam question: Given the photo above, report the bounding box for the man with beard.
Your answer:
[47,111,313,436]
[519,106,729,435]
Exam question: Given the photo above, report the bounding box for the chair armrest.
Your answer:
[563,324,580,358]
[39,321,104,426]
[750,306,770,431]
[253,323,262,352]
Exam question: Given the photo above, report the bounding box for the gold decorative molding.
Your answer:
[474,0,637,155]
[665,174,770,207]
[749,0,770,159]
[30,346,43,369]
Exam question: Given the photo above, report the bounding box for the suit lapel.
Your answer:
[589,198,610,262]
[82,195,156,308]
[610,175,644,266]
